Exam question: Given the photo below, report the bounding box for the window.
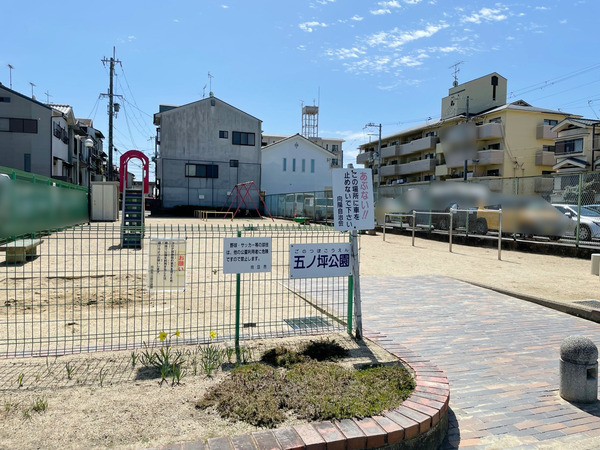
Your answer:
[556,138,583,154]
[487,169,500,177]
[229,159,239,167]
[219,130,228,139]
[302,159,305,172]
[425,131,436,137]
[283,158,287,172]
[292,159,296,172]
[1,118,38,134]
[0,97,10,103]
[185,163,219,178]
[488,117,502,124]
[311,159,315,173]
[544,119,558,126]
[331,158,338,166]
[232,131,255,146]
[24,154,31,172]
[488,143,501,150]
[332,144,339,151]
[543,145,556,153]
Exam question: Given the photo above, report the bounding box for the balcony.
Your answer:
[435,164,449,177]
[477,150,504,165]
[356,151,374,164]
[536,124,557,140]
[535,150,556,166]
[380,136,439,158]
[476,123,504,140]
[380,158,436,177]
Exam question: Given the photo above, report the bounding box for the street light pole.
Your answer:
[365,123,382,201]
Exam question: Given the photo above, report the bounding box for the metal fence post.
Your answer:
[350,229,362,339]
[235,229,242,360]
[412,211,416,247]
[383,214,386,242]
[576,173,583,248]
[347,233,354,336]
[449,212,453,253]
[498,209,502,261]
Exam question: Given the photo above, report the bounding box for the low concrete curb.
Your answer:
[153,331,450,450]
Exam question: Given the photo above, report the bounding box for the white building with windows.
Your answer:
[261,133,343,168]
[261,133,337,195]
[153,95,262,209]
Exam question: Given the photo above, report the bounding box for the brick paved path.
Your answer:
[361,275,600,448]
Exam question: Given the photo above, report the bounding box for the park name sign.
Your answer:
[223,237,272,274]
[332,168,374,231]
[148,238,187,291]
[289,243,352,279]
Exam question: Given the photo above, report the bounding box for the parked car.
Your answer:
[584,204,600,214]
[553,204,600,241]
[374,197,406,227]
[474,196,573,240]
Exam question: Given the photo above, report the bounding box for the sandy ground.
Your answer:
[0,333,396,449]
[357,229,595,304]
[0,215,595,448]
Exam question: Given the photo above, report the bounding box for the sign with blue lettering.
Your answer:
[289,243,352,279]
[223,237,272,274]
[332,168,374,231]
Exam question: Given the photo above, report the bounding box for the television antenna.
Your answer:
[7,64,14,89]
[449,61,464,87]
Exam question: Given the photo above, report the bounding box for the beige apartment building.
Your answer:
[551,117,600,173]
[357,73,574,192]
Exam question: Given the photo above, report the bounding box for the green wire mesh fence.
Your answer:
[0,224,351,358]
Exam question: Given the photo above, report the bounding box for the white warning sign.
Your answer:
[148,238,187,291]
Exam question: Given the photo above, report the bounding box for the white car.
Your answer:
[553,204,600,241]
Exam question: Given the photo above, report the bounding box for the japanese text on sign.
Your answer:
[148,238,187,291]
[289,243,352,279]
[332,168,374,231]
[223,237,272,274]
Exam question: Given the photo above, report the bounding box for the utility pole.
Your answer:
[365,122,382,201]
[101,47,122,181]
[7,64,13,89]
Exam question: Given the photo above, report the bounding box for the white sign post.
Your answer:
[289,243,352,279]
[148,238,187,291]
[332,168,374,339]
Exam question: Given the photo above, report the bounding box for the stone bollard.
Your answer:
[560,336,598,403]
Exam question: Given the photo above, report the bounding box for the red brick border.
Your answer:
[155,330,450,450]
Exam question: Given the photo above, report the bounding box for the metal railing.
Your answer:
[384,209,503,260]
[0,224,351,358]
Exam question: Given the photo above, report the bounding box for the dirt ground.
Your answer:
[0,333,396,449]
[0,215,595,449]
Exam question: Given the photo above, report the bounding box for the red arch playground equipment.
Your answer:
[119,150,150,248]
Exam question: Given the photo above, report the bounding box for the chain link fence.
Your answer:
[0,224,351,358]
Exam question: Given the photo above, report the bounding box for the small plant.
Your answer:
[171,363,186,385]
[139,340,186,386]
[131,351,138,367]
[238,346,253,365]
[199,344,223,376]
[98,368,106,388]
[22,409,32,421]
[224,347,235,364]
[16,373,24,388]
[65,362,74,380]
[30,397,48,413]
[4,399,19,412]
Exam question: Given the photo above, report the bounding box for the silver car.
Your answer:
[553,204,600,241]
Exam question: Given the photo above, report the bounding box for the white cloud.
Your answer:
[326,47,367,60]
[396,53,429,67]
[173,19,180,23]
[370,8,391,15]
[535,6,548,10]
[379,0,402,7]
[462,7,508,24]
[366,23,448,48]
[559,19,568,24]
[404,0,423,3]
[221,4,229,9]
[351,15,364,21]
[316,0,335,3]
[299,21,328,32]
[297,45,307,51]
[127,35,136,41]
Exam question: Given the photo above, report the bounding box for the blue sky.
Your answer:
[2,0,599,179]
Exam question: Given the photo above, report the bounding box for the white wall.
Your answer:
[261,135,334,195]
